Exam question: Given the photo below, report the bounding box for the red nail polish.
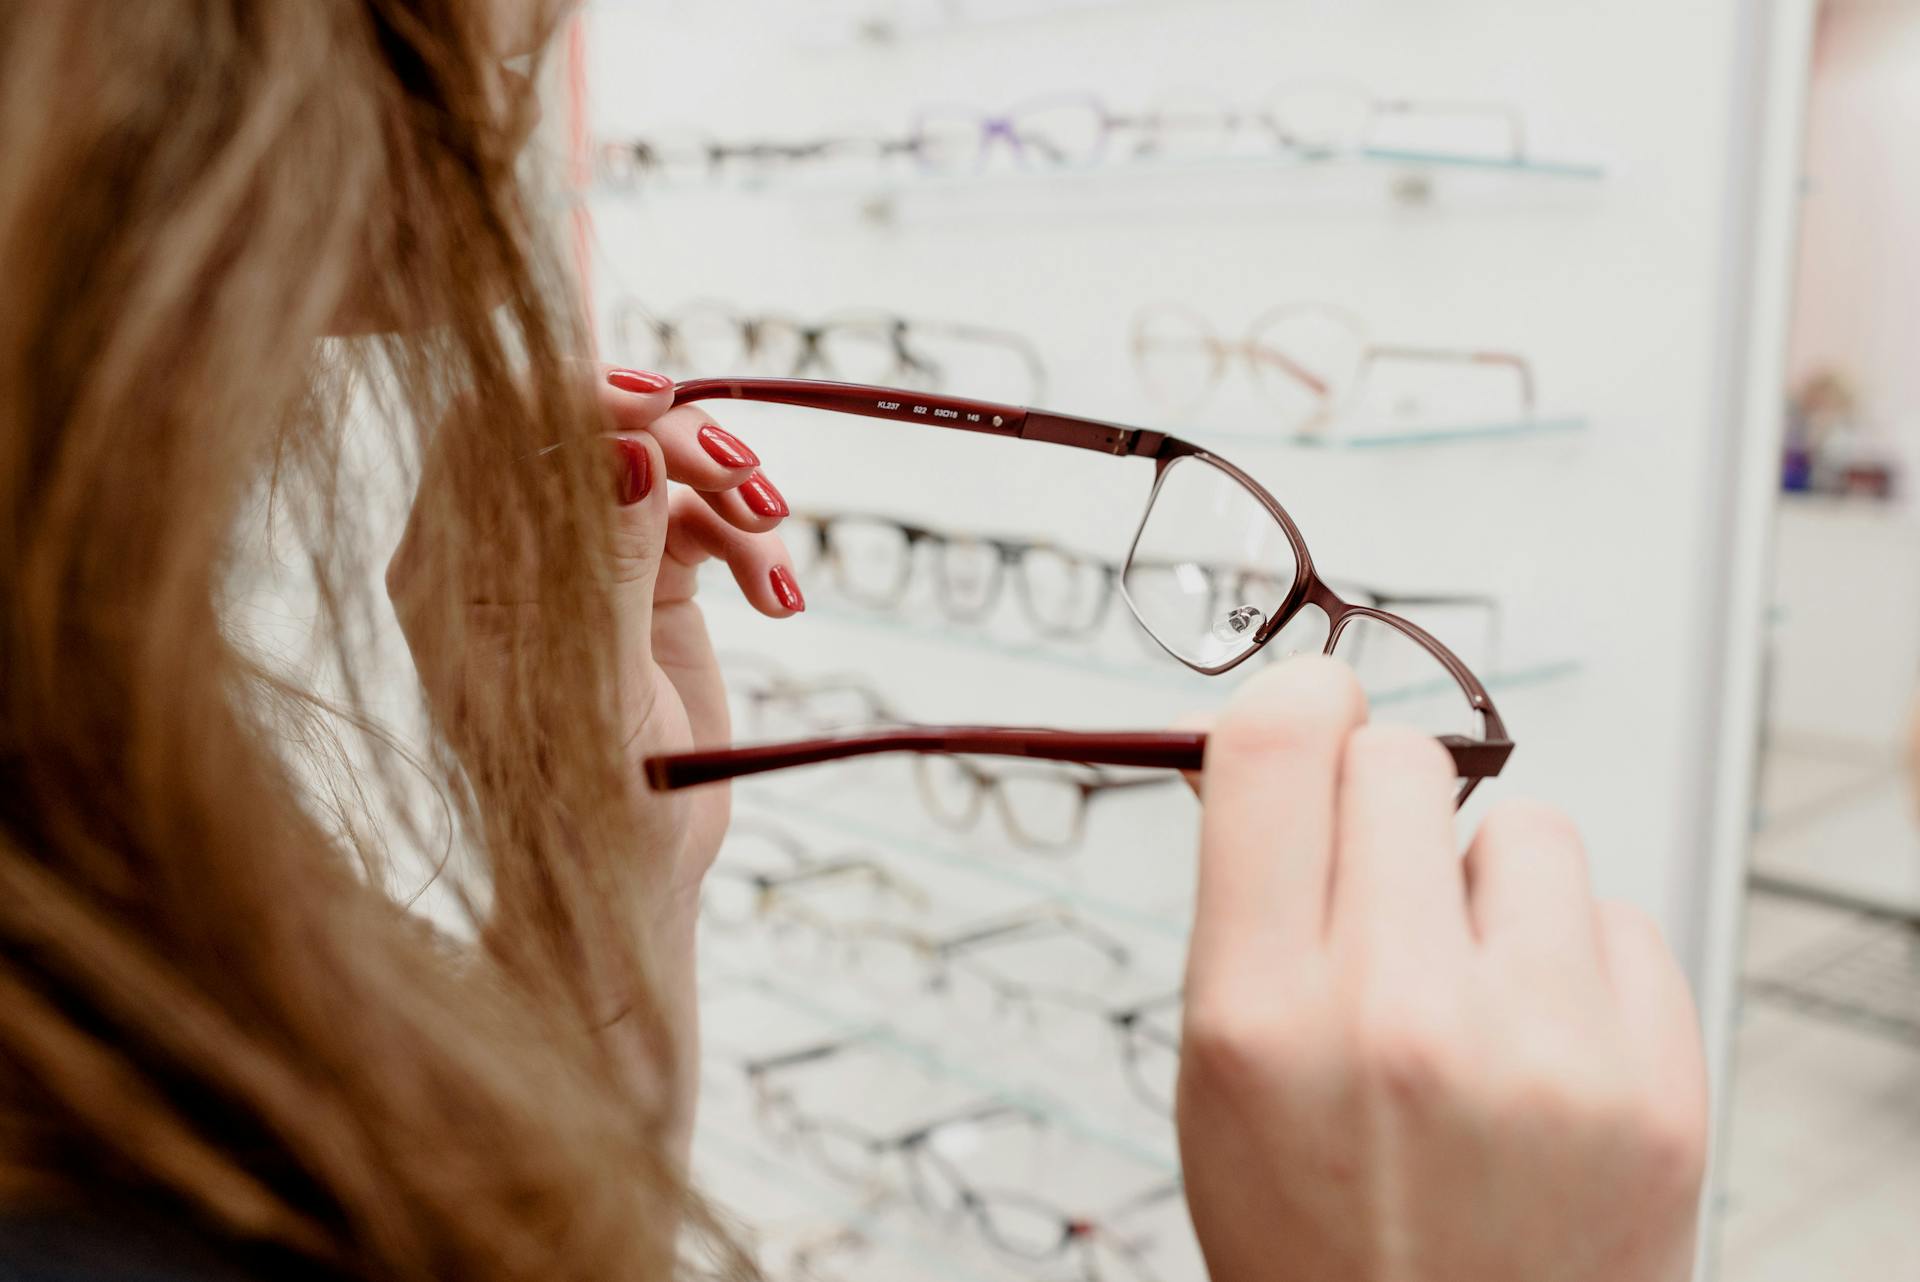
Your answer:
[611,438,651,506]
[769,566,805,613]
[607,368,672,395]
[739,471,788,519]
[698,423,759,469]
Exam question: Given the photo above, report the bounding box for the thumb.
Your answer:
[608,430,669,650]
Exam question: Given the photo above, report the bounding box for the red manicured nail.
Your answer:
[739,471,788,519]
[769,565,805,613]
[610,438,651,506]
[698,423,759,469]
[607,368,672,395]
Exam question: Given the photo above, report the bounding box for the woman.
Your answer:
[0,3,1709,1280]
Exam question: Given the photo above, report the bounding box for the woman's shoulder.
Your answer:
[0,1208,348,1282]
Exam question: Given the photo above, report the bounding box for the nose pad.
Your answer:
[1211,604,1267,644]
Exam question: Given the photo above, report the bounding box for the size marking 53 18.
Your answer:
[875,399,997,426]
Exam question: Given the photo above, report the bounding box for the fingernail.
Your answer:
[739,471,788,519]
[610,437,652,506]
[607,368,672,395]
[769,565,805,613]
[698,423,759,469]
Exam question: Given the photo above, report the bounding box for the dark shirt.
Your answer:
[0,1212,344,1282]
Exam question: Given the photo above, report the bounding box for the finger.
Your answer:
[1463,799,1605,982]
[619,402,762,493]
[700,469,790,534]
[598,365,675,430]
[658,487,803,619]
[1328,724,1469,960]
[606,432,670,646]
[1597,905,1704,1090]
[1188,656,1367,1000]
[1597,902,1704,1174]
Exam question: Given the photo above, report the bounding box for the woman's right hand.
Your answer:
[1178,657,1709,1282]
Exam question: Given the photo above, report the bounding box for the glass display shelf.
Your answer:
[706,585,1583,704]
[1198,413,1591,451]
[585,144,1607,211]
[717,970,1183,1170]
[698,1128,1022,1282]
[745,786,1194,942]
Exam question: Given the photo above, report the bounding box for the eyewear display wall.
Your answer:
[572,6,1756,1277]
[779,509,1504,668]
[594,79,1532,189]
[612,300,1048,402]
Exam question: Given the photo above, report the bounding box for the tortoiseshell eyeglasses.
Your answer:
[643,377,1514,805]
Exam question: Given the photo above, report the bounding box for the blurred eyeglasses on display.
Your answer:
[719,653,904,736]
[611,299,1047,402]
[597,81,1530,189]
[914,755,1175,851]
[1131,300,1538,437]
[785,509,1504,670]
[702,820,929,933]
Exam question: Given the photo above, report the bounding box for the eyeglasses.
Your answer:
[611,301,1048,402]
[1131,81,1528,163]
[645,377,1513,804]
[903,1114,1185,1278]
[810,908,1133,1006]
[1261,81,1527,161]
[914,755,1174,851]
[780,1196,915,1282]
[1022,989,1183,1113]
[703,819,928,933]
[601,84,1529,194]
[596,132,911,188]
[1132,301,1537,435]
[745,1042,1039,1189]
[787,511,1121,639]
[719,656,1171,847]
[748,1073,1178,1278]
[905,83,1526,175]
[1210,575,1502,673]
[725,904,1169,1105]
[786,509,1504,665]
[907,93,1151,173]
[721,653,905,736]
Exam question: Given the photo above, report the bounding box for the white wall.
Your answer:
[573,4,1782,1275]
[581,0,1759,951]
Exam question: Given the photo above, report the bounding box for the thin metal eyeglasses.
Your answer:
[611,300,1048,401]
[702,818,928,933]
[1132,300,1537,435]
[644,377,1514,805]
[904,84,1527,174]
[744,1069,1180,1279]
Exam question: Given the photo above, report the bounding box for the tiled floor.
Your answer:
[1714,740,1920,1282]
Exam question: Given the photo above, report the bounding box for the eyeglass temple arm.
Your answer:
[906,321,1051,400]
[897,1101,1044,1148]
[671,377,1174,460]
[1359,347,1538,410]
[744,1034,871,1077]
[645,727,1513,790]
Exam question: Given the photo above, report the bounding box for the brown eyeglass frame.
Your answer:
[643,377,1514,805]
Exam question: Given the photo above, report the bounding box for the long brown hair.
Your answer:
[0,3,740,1277]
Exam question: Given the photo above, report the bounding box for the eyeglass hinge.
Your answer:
[1121,430,1168,458]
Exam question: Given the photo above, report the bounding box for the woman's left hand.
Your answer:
[388,365,804,917]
